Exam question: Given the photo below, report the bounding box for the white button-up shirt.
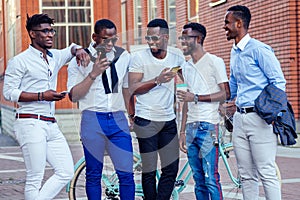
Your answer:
[67,42,130,112]
[3,44,76,116]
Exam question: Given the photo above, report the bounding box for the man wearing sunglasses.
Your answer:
[3,13,89,200]
[129,18,185,200]
[67,19,135,199]
[177,22,230,200]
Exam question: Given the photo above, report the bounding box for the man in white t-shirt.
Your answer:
[128,19,185,200]
[177,22,230,200]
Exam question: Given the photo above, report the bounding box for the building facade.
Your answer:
[0,0,299,137]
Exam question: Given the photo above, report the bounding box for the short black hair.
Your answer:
[26,13,54,32]
[147,18,169,34]
[227,5,251,29]
[94,19,117,34]
[183,22,206,45]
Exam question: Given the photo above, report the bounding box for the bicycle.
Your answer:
[66,123,281,200]
[218,118,282,199]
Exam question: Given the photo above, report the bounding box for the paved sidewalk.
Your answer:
[1,139,300,199]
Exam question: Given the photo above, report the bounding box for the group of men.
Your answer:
[3,4,285,200]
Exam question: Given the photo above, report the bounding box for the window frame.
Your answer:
[39,0,94,48]
[188,0,199,22]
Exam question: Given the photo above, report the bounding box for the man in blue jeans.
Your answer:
[67,19,135,199]
[177,23,230,200]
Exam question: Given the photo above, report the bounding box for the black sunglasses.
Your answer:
[32,28,56,35]
[102,37,118,44]
[145,35,161,42]
[178,35,198,41]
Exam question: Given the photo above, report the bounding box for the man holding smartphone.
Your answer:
[3,13,89,200]
[129,18,185,200]
[67,19,135,199]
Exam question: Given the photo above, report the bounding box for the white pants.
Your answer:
[232,112,281,200]
[14,119,74,200]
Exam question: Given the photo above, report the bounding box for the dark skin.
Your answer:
[223,11,248,45]
[128,27,176,96]
[18,23,89,102]
[178,27,230,153]
[69,28,115,102]
[128,27,177,124]
[69,27,133,127]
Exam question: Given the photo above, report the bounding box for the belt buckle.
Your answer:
[240,107,247,113]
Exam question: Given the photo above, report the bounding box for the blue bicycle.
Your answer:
[66,123,281,199]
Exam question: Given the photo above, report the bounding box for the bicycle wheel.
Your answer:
[68,154,143,200]
[68,160,86,200]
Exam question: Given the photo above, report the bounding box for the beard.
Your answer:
[151,48,162,56]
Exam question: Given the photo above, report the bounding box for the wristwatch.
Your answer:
[194,94,199,104]
[154,76,161,86]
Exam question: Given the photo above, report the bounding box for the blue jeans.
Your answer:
[134,117,179,200]
[80,110,135,200]
[186,121,223,200]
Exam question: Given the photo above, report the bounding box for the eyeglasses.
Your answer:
[178,35,198,41]
[102,37,118,44]
[32,28,56,35]
[145,35,161,42]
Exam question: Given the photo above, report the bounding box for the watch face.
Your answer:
[194,94,199,104]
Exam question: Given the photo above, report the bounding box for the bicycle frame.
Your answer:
[66,125,241,199]
[219,142,241,187]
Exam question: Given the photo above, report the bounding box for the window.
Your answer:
[209,0,227,7]
[134,0,142,44]
[148,0,157,21]
[40,0,93,48]
[188,0,199,22]
[6,0,17,59]
[121,0,127,48]
[166,0,176,46]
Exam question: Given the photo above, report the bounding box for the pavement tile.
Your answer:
[1,142,300,199]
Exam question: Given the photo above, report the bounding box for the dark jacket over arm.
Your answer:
[254,84,297,146]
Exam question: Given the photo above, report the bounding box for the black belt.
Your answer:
[236,107,255,114]
[16,113,56,123]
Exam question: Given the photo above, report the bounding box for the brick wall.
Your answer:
[194,0,299,119]
[1,0,299,121]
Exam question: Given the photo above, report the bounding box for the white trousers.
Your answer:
[14,119,74,200]
[232,112,281,200]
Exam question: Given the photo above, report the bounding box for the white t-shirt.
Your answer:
[182,53,228,124]
[129,47,185,121]
[67,42,130,112]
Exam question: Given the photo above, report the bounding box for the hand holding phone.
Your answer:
[170,66,181,73]
[95,46,106,60]
[60,91,69,95]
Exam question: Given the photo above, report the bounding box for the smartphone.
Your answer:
[60,91,69,95]
[170,66,181,73]
[95,46,106,60]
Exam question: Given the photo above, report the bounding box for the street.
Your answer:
[0,133,300,200]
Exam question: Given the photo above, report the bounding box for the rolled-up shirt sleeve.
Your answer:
[3,58,24,102]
